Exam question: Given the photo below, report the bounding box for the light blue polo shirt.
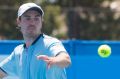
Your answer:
[0,34,67,79]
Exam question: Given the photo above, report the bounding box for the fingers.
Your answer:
[47,58,54,69]
[37,55,49,60]
[36,55,55,69]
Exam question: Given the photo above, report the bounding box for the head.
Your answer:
[17,3,44,38]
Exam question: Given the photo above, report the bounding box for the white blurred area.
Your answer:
[101,0,120,20]
[110,1,120,11]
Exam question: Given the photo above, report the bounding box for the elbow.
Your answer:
[56,52,71,68]
[61,54,71,68]
[66,55,71,67]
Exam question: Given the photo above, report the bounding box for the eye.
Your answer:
[34,17,41,21]
[25,17,31,20]
[34,18,39,21]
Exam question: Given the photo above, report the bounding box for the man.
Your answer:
[0,2,71,79]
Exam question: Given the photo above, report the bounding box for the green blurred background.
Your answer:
[0,0,120,40]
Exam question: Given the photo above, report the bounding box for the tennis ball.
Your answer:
[98,44,111,58]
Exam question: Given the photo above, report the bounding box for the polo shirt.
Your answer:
[0,34,67,79]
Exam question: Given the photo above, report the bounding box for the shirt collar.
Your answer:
[23,34,43,48]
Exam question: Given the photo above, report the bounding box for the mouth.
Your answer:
[28,25,36,29]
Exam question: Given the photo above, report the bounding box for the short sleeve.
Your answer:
[0,51,17,76]
[48,40,67,56]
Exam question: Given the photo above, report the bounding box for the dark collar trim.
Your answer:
[0,67,7,74]
[23,34,43,48]
[32,34,43,45]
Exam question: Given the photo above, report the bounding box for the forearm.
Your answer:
[0,68,7,78]
[37,52,71,68]
[55,52,71,68]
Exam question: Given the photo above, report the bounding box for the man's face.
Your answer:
[17,10,42,38]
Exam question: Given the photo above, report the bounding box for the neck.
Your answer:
[23,34,39,48]
[25,39,34,48]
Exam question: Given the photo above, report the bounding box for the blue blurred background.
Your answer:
[0,40,120,79]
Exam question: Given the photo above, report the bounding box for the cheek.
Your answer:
[36,22,42,28]
[20,27,25,34]
[39,24,42,30]
[19,21,28,29]
[39,21,42,28]
[20,25,27,33]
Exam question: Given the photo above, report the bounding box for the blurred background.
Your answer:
[0,0,120,40]
[1,0,120,79]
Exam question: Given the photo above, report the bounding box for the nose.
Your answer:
[29,18,36,25]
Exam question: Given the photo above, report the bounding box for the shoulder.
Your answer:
[42,34,64,48]
[43,34,61,43]
[13,44,24,55]
[14,44,24,50]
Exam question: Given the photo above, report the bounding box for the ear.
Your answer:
[16,18,21,30]
[16,18,21,27]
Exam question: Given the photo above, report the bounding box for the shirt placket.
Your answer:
[26,46,34,79]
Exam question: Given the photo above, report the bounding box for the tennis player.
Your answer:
[0,2,71,79]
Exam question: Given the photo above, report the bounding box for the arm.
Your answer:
[37,52,71,69]
[0,68,7,78]
[0,50,18,78]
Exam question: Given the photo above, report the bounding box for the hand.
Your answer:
[36,53,71,69]
[37,55,56,69]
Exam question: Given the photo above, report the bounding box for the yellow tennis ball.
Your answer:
[98,44,111,58]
